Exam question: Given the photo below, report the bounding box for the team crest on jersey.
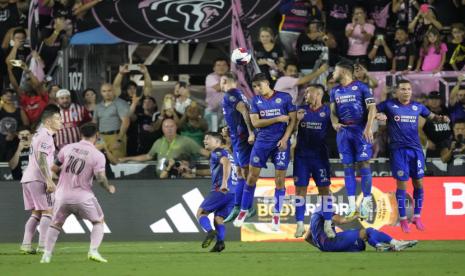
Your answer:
[215,151,222,157]
[352,86,358,90]
[397,170,404,177]
[360,152,368,158]
[229,95,236,102]
[275,98,282,104]
[320,112,326,117]
[257,100,263,104]
[412,105,418,111]
[253,156,260,163]
[394,115,400,121]
[259,111,266,116]
[335,98,340,104]
[40,142,51,150]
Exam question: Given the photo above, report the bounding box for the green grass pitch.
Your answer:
[1,241,465,275]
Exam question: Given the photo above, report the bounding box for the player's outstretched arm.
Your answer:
[96,171,116,194]
[332,213,359,225]
[427,112,450,123]
[250,114,289,128]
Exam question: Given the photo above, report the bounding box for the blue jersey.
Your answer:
[295,104,331,157]
[330,81,374,127]
[250,91,296,143]
[228,154,238,191]
[222,88,250,142]
[377,99,431,151]
[210,148,232,192]
[310,211,335,248]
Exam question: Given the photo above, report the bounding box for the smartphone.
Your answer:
[128,64,140,71]
[164,98,173,110]
[377,34,384,41]
[420,4,429,13]
[10,60,23,67]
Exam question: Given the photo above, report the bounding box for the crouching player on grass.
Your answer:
[197,132,235,252]
[305,210,418,252]
[40,123,116,263]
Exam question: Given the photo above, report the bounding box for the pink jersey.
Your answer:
[54,140,106,204]
[21,127,56,183]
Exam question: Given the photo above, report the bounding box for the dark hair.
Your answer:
[125,81,138,90]
[13,28,27,37]
[353,5,366,14]
[454,119,465,126]
[422,27,442,55]
[205,132,225,145]
[284,62,298,71]
[41,104,61,122]
[1,88,15,96]
[177,81,188,88]
[17,125,31,133]
[396,26,408,34]
[143,96,157,104]
[335,60,354,74]
[396,79,411,88]
[252,73,269,83]
[213,57,229,66]
[223,71,238,82]
[82,88,96,97]
[80,122,98,138]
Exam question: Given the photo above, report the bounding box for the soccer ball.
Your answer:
[231,47,251,65]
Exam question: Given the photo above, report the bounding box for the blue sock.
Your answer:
[344,167,356,196]
[366,227,393,248]
[360,167,372,197]
[295,194,306,222]
[413,188,424,216]
[234,178,246,206]
[240,184,256,210]
[216,224,225,241]
[274,188,286,214]
[396,189,407,218]
[198,216,212,232]
[322,195,333,221]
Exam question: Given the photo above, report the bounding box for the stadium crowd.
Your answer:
[0,0,465,180]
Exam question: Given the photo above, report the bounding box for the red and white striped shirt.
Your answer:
[55,103,91,149]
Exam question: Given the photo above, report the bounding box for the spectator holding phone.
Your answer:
[440,119,465,175]
[345,6,375,64]
[391,27,417,74]
[367,32,393,72]
[416,27,447,73]
[5,28,30,86]
[174,82,192,115]
[408,4,443,49]
[446,23,465,71]
[7,126,31,180]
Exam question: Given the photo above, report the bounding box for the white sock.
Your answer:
[348,196,356,210]
[363,195,372,202]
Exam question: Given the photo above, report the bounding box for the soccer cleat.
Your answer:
[233,210,248,228]
[271,214,280,232]
[345,208,357,219]
[201,230,217,248]
[400,219,410,233]
[360,197,373,220]
[375,243,393,252]
[209,241,225,252]
[294,221,305,238]
[412,217,425,231]
[36,246,45,254]
[391,240,418,251]
[246,207,257,218]
[324,220,336,239]
[40,253,52,264]
[88,252,108,263]
[223,206,240,223]
[20,245,37,255]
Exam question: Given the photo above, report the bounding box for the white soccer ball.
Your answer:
[231,47,251,65]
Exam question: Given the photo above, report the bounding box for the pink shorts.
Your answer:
[22,181,54,211]
[52,197,104,224]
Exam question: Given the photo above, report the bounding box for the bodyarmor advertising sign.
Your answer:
[91,0,280,44]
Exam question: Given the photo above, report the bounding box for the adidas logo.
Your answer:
[150,188,211,233]
[57,214,112,234]
[392,105,399,108]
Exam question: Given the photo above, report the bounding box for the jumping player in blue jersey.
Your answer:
[220,72,256,223]
[330,61,377,219]
[305,210,418,252]
[233,73,297,231]
[376,80,449,233]
[197,132,235,252]
[293,84,334,238]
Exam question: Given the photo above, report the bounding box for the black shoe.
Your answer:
[210,241,225,252]
[202,230,217,248]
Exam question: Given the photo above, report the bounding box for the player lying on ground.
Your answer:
[305,210,418,252]
[20,105,62,254]
[197,132,235,252]
[40,123,116,263]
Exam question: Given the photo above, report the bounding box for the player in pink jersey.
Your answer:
[40,122,116,264]
[20,105,62,254]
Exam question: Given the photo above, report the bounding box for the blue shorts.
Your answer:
[250,140,290,170]
[232,137,252,168]
[199,192,235,218]
[390,148,425,181]
[320,230,366,252]
[293,155,331,187]
[336,126,372,165]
